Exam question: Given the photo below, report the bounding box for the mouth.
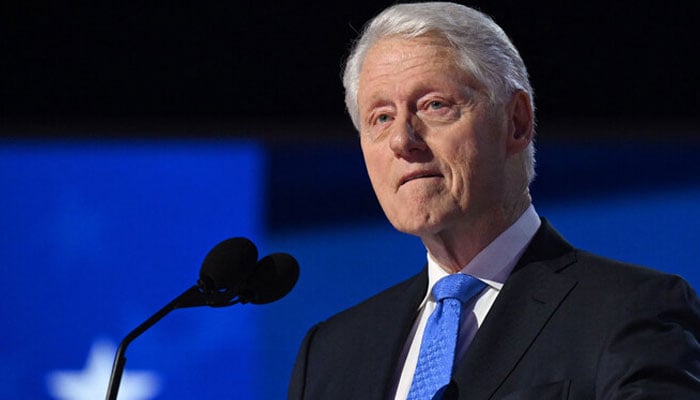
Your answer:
[399,171,443,186]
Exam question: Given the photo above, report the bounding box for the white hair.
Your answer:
[342,2,536,182]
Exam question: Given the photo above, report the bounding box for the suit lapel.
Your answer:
[355,267,428,399]
[452,220,578,399]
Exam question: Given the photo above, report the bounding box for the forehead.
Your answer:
[358,35,477,100]
[367,33,454,60]
[361,35,458,76]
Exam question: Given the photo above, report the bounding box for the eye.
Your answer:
[417,97,460,124]
[376,113,392,124]
[428,100,444,110]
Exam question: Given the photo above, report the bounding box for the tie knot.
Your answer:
[432,273,486,304]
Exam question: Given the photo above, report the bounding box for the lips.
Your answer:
[399,170,443,186]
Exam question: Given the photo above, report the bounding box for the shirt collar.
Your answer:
[421,204,541,307]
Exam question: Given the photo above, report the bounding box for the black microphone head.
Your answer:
[243,252,299,304]
[199,237,258,291]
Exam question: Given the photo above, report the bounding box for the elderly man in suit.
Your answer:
[288,2,700,399]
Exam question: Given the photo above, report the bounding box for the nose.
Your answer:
[389,114,427,158]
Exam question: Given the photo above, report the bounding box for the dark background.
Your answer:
[1,1,698,138]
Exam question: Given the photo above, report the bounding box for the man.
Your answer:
[288,2,700,399]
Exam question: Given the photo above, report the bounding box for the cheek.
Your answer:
[443,143,475,183]
[361,146,388,190]
[442,140,498,202]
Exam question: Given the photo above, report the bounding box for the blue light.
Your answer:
[0,139,265,399]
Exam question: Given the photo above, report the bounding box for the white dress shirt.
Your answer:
[391,205,541,399]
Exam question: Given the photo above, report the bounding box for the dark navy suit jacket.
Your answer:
[289,220,700,399]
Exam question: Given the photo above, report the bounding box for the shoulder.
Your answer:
[571,250,694,294]
[528,219,696,301]
[568,250,700,314]
[289,268,428,395]
[570,252,700,395]
[316,268,427,334]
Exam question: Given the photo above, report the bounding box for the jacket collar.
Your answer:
[451,219,578,399]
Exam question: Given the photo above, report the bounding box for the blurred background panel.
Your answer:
[0,140,267,399]
[0,1,698,399]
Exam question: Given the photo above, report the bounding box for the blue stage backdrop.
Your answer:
[0,140,267,399]
[1,137,699,399]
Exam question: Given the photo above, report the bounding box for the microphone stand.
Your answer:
[105,285,242,400]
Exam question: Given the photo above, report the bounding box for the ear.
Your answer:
[505,90,534,156]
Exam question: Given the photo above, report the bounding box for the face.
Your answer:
[357,35,525,240]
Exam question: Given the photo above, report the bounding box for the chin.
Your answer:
[389,214,444,238]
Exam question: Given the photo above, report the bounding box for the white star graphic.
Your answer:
[46,339,161,400]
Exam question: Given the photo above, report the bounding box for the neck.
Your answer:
[422,195,531,273]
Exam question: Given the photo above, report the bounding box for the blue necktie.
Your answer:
[407,273,486,400]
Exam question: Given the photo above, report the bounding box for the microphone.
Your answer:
[199,237,259,294]
[106,238,299,400]
[194,237,300,307]
[242,252,300,304]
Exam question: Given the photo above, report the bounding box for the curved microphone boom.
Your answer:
[105,238,299,400]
